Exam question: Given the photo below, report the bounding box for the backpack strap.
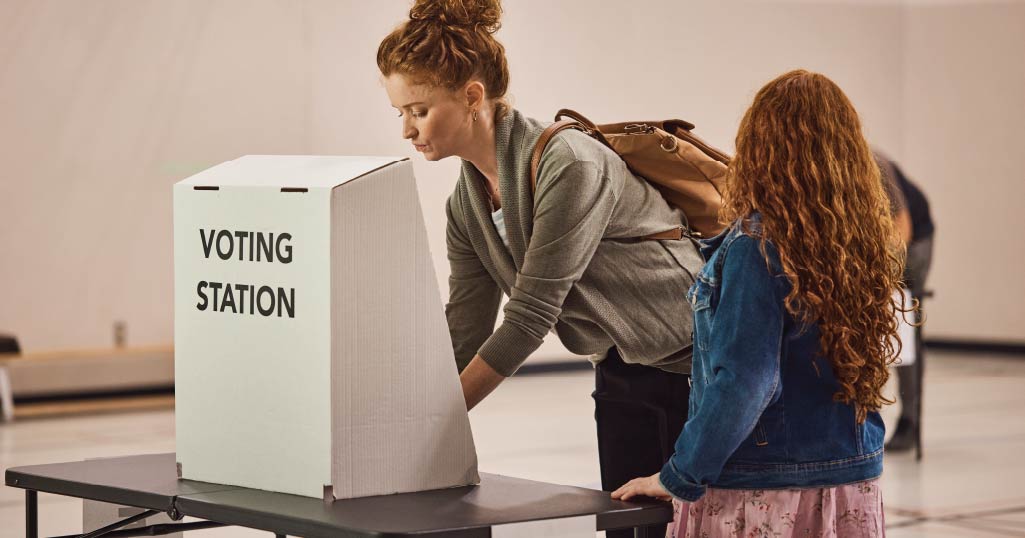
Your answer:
[529,118,685,242]
[529,120,588,195]
[554,108,598,129]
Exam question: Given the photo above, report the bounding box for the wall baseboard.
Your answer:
[14,385,174,405]
[514,338,1025,377]
[923,338,1025,356]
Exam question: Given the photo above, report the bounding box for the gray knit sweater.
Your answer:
[445,109,701,376]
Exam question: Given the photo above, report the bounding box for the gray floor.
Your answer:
[2,351,1023,537]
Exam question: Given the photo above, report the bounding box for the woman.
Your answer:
[613,70,908,537]
[377,2,701,536]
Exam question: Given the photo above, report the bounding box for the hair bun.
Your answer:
[410,0,502,34]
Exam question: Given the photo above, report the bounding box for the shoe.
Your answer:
[885,417,918,452]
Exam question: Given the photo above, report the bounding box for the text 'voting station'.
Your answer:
[195,229,296,318]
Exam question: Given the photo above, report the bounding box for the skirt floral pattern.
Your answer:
[665,479,884,537]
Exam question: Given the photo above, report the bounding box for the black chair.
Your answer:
[0,334,21,422]
[913,290,932,462]
[0,334,20,354]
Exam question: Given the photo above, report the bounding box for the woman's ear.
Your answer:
[464,80,486,110]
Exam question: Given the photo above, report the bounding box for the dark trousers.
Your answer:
[593,348,690,538]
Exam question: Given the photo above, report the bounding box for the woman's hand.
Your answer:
[460,354,505,410]
[610,473,672,502]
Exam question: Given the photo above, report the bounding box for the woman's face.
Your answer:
[384,74,471,162]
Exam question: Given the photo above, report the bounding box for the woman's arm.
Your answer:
[475,154,616,377]
[445,195,503,373]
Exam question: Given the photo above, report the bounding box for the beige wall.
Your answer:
[901,1,1025,341]
[0,0,1018,354]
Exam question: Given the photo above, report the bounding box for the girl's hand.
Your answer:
[610,473,672,502]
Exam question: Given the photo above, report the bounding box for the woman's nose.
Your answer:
[402,119,416,140]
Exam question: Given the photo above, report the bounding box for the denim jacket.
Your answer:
[659,216,884,502]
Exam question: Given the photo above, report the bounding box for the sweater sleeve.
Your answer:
[444,193,502,373]
[477,155,616,376]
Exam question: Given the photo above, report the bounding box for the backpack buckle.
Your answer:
[624,123,654,135]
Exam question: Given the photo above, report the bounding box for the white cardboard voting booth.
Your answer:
[173,155,479,500]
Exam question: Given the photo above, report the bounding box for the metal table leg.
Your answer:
[26,490,37,538]
[78,509,159,538]
[48,521,226,538]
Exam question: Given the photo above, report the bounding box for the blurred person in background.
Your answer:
[876,151,936,452]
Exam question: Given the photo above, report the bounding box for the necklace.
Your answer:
[481,179,501,210]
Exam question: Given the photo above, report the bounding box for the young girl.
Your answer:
[613,70,906,537]
[377,3,700,536]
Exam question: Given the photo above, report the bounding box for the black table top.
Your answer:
[4,453,237,513]
[6,453,672,537]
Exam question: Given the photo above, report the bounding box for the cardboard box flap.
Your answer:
[179,155,408,189]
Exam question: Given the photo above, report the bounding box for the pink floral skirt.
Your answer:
[666,479,884,537]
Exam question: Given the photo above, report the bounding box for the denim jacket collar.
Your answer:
[698,213,763,261]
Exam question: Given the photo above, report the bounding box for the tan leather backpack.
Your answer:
[530,109,730,239]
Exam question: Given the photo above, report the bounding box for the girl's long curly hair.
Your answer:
[721,70,912,422]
